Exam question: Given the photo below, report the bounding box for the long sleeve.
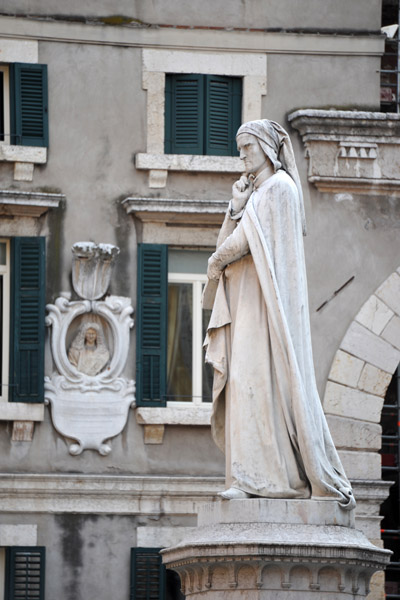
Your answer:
[216,199,245,248]
[211,216,249,271]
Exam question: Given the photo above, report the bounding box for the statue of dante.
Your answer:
[68,322,110,376]
[204,119,355,509]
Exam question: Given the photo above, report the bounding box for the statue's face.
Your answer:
[85,328,97,346]
[237,133,268,176]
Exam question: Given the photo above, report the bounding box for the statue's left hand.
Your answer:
[207,255,222,281]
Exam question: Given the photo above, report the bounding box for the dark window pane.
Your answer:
[380,366,400,595]
[167,283,193,401]
[0,275,2,391]
[0,71,4,142]
[380,0,400,112]
[202,305,213,402]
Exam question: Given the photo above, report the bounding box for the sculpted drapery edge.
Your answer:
[204,119,355,510]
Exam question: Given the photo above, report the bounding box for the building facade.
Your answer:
[0,1,399,598]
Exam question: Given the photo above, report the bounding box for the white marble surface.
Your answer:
[163,499,390,599]
[45,294,135,455]
[198,498,355,528]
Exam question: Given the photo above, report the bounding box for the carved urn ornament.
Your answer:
[72,241,120,300]
[45,242,135,455]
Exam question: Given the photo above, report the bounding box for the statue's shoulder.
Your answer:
[260,170,296,196]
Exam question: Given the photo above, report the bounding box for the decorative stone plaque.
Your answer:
[45,243,135,455]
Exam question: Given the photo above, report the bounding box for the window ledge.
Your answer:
[123,196,227,225]
[0,189,64,217]
[135,153,244,188]
[136,405,212,426]
[0,525,38,546]
[0,144,47,181]
[0,402,45,421]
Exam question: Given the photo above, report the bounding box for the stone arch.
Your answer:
[322,267,400,546]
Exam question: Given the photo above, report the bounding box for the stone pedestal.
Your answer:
[162,499,390,599]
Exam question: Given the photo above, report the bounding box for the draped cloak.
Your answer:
[205,169,355,508]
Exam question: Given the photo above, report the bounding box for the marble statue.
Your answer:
[204,119,355,509]
[68,322,110,376]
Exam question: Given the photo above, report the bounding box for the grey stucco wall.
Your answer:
[0,412,225,474]
[0,0,382,31]
[0,18,396,473]
[0,8,397,600]
[1,512,192,600]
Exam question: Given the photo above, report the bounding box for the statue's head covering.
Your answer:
[236,119,306,235]
[70,321,108,351]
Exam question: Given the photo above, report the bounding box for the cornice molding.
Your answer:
[288,109,400,197]
[0,473,389,519]
[123,196,228,224]
[0,189,64,217]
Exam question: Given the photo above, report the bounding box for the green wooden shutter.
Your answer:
[136,244,167,407]
[164,75,173,154]
[10,63,49,147]
[205,75,242,156]
[164,74,204,155]
[5,547,45,600]
[10,237,46,403]
[130,548,165,600]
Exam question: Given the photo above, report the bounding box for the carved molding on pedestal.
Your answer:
[288,109,400,196]
[163,499,391,600]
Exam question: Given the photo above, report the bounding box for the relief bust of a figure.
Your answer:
[68,322,110,376]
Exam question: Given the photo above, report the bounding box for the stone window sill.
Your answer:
[136,404,212,444]
[135,153,244,188]
[0,144,47,181]
[0,402,45,441]
[0,402,45,421]
[123,196,228,225]
[0,189,64,217]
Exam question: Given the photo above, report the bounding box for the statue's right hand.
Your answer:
[231,175,253,213]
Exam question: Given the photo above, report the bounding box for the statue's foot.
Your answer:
[219,487,251,500]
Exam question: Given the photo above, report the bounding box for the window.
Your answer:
[380,366,400,598]
[380,0,400,113]
[136,245,213,407]
[1,547,45,600]
[164,74,242,156]
[0,63,48,147]
[130,548,183,600]
[0,237,46,404]
[136,48,266,187]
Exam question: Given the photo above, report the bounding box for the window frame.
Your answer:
[164,73,242,157]
[136,48,267,188]
[167,271,209,407]
[0,236,46,424]
[0,40,47,182]
[130,547,165,600]
[136,244,214,430]
[4,546,45,600]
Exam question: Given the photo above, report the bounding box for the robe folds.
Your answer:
[205,170,355,509]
